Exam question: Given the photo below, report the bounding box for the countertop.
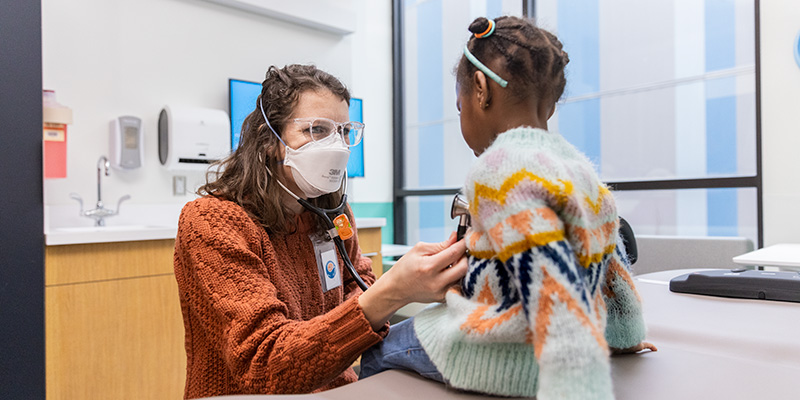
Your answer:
[44,203,386,246]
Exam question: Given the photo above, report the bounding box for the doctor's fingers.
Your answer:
[426,258,468,300]
[425,239,467,269]
[439,255,468,285]
[412,232,457,255]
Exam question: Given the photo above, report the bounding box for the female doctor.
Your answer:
[173,64,467,399]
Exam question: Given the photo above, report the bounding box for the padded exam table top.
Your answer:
[206,269,800,400]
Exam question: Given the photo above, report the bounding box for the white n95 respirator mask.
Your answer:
[283,135,350,198]
[259,100,350,199]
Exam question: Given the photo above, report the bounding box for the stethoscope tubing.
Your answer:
[264,159,369,292]
[297,195,370,292]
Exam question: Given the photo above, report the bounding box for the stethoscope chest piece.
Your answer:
[451,193,471,241]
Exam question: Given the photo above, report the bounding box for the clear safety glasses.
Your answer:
[289,117,364,147]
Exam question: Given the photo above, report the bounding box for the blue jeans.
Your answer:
[359,318,444,382]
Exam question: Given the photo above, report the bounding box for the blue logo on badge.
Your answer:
[325,260,336,279]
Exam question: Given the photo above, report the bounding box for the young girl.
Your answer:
[359,16,655,399]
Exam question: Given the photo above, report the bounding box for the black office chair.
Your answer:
[619,217,638,265]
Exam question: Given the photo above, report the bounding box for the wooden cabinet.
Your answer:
[45,226,381,399]
[45,240,185,400]
[356,226,383,278]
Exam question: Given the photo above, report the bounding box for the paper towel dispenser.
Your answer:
[158,105,230,170]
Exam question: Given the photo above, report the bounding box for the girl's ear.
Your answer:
[472,70,492,109]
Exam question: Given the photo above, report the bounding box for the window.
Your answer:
[393,0,761,246]
[393,0,525,244]
[534,0,761,245]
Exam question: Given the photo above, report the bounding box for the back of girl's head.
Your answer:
[199,64,350,234]
[457,16,569,105]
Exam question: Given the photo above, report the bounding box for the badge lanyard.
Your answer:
[298,194,369,292]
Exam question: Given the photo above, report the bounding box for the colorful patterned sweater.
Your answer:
[414,127,646,399]
[173,197,387,398]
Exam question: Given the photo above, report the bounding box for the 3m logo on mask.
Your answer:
[329,169,342,176]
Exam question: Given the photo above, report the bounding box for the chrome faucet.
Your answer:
[69,155,130,226]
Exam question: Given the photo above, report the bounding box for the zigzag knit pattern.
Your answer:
[173,197,387,398]
[414,127,645,399]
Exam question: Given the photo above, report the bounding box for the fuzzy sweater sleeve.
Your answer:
[602,236,646,349]
[174,198,384,395]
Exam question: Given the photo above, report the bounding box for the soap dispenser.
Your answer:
[109,116,143,169]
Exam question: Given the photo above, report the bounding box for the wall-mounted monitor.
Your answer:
[347,98,364,177]
[228,78,364,178]
[228,79,262,151]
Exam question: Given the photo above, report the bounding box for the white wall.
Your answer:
[348,0,394,204]
[42,0,393,211]
[760,0,800,246]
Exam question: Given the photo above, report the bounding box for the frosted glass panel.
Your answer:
[404,195,460,245]
[614,187,758,245]
[536,0,756,182]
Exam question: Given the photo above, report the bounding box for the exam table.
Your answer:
[206,269,800,399]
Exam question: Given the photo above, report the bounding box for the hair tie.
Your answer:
[474,20,496,38]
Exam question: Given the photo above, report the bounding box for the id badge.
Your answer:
[310,234,342,292]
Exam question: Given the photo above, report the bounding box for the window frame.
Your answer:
[391,0,763,247]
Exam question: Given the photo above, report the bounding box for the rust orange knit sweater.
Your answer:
[173,196,387,398]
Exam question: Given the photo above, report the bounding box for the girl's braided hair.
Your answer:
[457,16,569,104]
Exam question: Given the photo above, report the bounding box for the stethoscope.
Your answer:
[269,169,370,292]
[259,99,369,291]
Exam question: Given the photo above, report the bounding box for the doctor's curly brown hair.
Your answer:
[199,64,351,234]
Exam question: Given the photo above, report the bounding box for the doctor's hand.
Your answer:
[385,233,468,303]
[358,233,467,330]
